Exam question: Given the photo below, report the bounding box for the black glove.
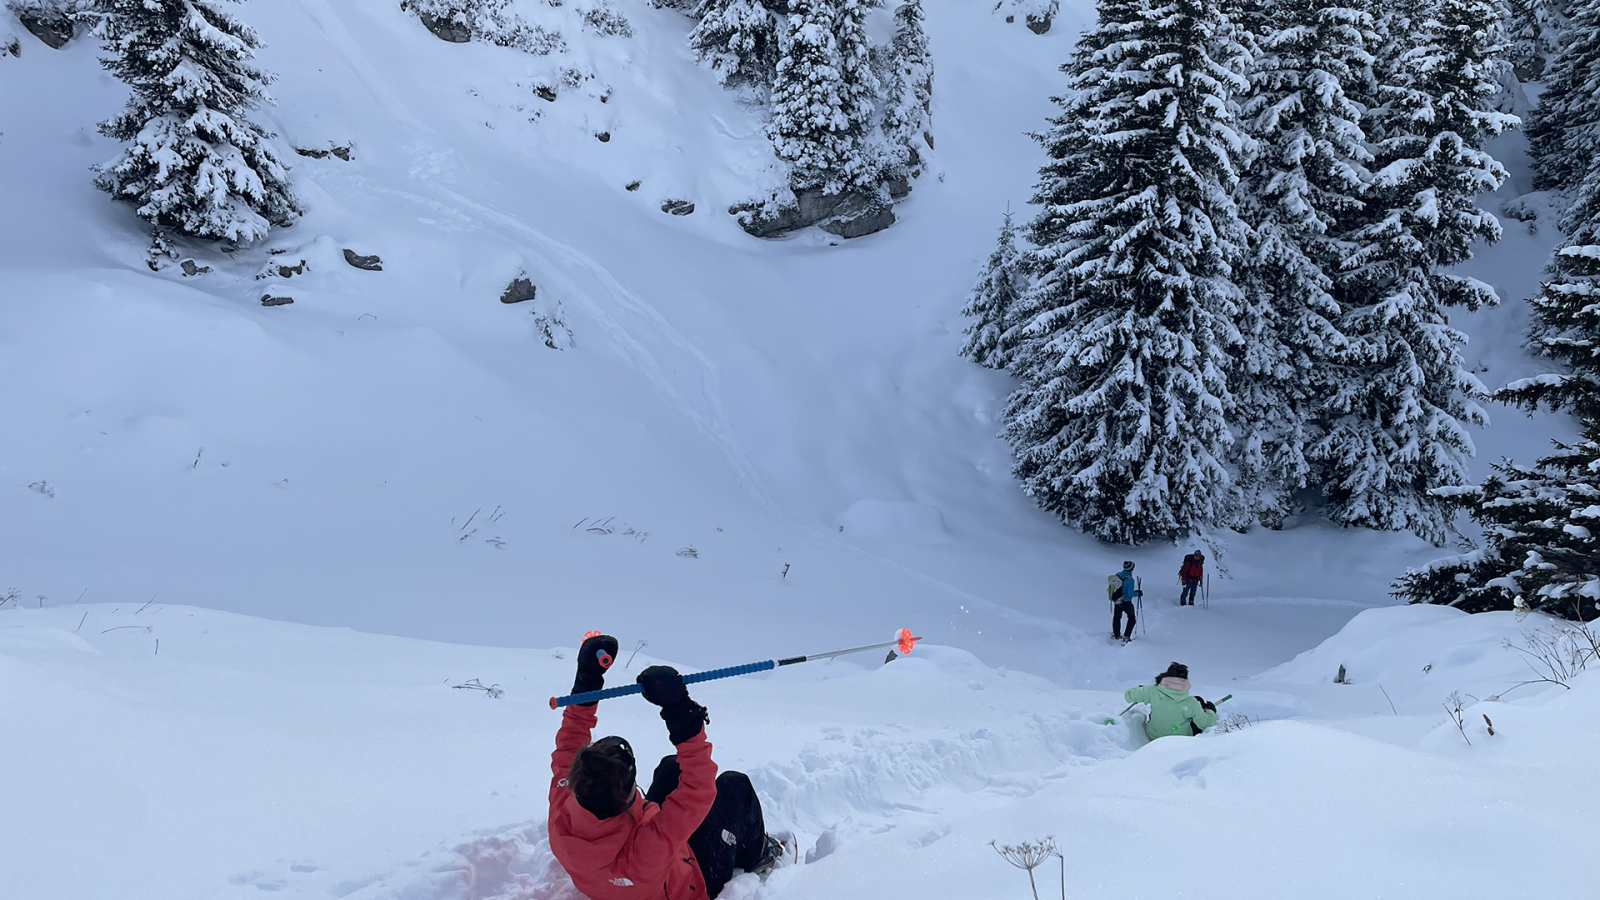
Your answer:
[1198,697,1216,713]
[1134,590,1144,597]
[571,633,619,704]
[636,665,709,744]
[645,755,680,805]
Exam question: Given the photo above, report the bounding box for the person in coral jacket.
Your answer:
[549,634,786,900]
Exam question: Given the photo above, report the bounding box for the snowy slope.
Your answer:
[2,3,1592,897]
[2,603,1593,900]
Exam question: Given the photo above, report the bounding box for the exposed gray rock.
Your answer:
[419,11,471,42]
[596,131,611,143]
[886,176,912,200]
[180,259,211,277]
[260,295,294,307]
[734,189,896,240]
[19,10,72,49]
[819,205,897,239]
[661,199,695,216]
[535,85,557,101]
[625,180,641,192]
[295,144,353,161]
[500,274,537,304]
[1025,11,1051,33]
[342,249,383,271]
[257,259,307,279]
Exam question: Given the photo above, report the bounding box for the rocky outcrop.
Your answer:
[1025,11,1052,33]
[294,144,353,161]
[260,295,293,307]
[18,9,73,49]
[418,11,470,42]
[734,189,896,240]
[660,199,695,216]
[180,259,211,277]
[500,274,537,304]
[342,249,382,271]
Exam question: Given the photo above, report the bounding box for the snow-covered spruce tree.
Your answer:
[960,211,1025,369]
[1394,174,1600,619]
[689,0,781,87]
[880,0,932,178]
[1003,0,1250,544]
[1232,0,1376,528]
[1308,0,1513,544]
[95,0,299,243]
[1526,0,1600,192]
[767,0,878,192]
[1503,0,1562,79]
[831,0,881,186]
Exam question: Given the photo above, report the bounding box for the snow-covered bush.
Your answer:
[403,0,566,53]
[578,0,632,36]
[94,0,301,244]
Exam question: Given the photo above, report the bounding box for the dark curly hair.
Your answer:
[568,739,636,818]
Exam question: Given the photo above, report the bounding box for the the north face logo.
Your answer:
[610,877,634,887]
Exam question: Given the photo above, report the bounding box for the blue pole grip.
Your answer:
[551,659,777,708]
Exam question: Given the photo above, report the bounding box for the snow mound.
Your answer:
[838,499,949,543]
[1256,604,1573,709]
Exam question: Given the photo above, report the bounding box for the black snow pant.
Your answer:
[1112,600,1136,639]
[1179,582,1199,605]
[647,759,767,899]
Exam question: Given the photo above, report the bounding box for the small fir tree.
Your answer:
[1233,0,1377,527]
[960,211,1025,369]
[831,0,881,188]
[1312,0,1513,544]
[689,0,781,87]
[95,0,299,243]
[880,0,932,177]
[1004,0,1251,543]
[1526,0,1600,192]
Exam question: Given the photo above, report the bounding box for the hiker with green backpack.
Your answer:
[1108,560,1141,642]
[1124,662,1218,740]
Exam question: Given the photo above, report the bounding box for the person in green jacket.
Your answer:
[1124,662,1217,741]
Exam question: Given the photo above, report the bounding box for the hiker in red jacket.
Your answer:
[1179,552,1205,606]
[549,634,786,900]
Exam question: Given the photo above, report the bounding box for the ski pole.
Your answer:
[1116,694,1230,719]
[550,628,923,709]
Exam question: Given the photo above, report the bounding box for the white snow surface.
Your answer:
[3,603,1595,900]
[0,0,1593,897]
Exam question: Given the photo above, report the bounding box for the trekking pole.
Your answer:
[1136,577,1145,635]
[550,628,923,708]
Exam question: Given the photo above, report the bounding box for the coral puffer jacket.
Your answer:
[549,705,718,900]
